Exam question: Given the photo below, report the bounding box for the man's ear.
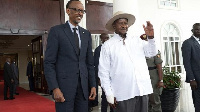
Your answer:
[191,29,193,33]
[112,24,116,29]
[66,8,70,15]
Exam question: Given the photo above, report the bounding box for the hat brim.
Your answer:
[105,13,136,32]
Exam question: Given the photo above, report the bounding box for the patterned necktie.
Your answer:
[73,28,80,54]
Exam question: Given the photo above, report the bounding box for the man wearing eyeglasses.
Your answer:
[44,0,96,112]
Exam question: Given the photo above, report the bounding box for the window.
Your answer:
[161,23,183,73]
[158,0,180,10]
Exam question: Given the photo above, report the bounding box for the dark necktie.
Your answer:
[73,28,80,54]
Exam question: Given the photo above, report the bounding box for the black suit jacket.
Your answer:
[94,45,102,73]
[3,62,14,86]
[44,22,96,101]
[182,36,200,83]
[26,61,33,77]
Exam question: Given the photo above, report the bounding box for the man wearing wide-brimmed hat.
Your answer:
[98,11,157,112]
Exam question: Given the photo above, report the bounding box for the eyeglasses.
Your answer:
[69,8,86,14]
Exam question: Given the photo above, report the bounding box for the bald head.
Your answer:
[100,33,109,43]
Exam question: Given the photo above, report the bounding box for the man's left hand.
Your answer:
[89,87,96,100]
[157,82,164,88]
[143,21,154,38]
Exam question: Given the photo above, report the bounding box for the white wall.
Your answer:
[18,50,32,83]
[136,0,200,50]
[89,0,113,3]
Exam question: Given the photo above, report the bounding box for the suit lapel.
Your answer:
[79,26,87,57]
[63,22,79,56]
[191,36,200,51]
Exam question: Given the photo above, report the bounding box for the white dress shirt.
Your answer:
[98,33,157,101]
[68,21,81,48]
[193,35,200,44]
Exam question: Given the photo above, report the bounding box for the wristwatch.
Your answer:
[190,79,195,82]
[159,80,163,82]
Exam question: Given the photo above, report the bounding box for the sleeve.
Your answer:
[98,43,113,96]
[143,38,158,58]
[94,46,100,71]
[154,54,163,65]
[87,32,96,88]
[181,40,195,82]
[44,27,59,91]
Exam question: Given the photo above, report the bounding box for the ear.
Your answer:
[66,8,70,15]
[112,24,116,29]
[191,29,193,32]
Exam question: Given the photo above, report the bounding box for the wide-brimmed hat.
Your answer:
[105,11,136,32]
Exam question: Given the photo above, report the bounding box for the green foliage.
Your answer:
[162,67,181,89]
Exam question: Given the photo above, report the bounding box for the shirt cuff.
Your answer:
[106,95,114,104]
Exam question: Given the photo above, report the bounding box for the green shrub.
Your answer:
[162,67,181,89]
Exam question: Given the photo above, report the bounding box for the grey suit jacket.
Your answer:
[182,36,200,83]
[44,22,96,100]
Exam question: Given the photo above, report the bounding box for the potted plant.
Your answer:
[160,67,181,112]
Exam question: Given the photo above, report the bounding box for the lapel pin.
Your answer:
[83,32,84,34]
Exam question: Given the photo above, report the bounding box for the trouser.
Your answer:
[28,76,34,91]
[113,95,148,112]
[55,77,88,112]
[101,89,113,112]
[192,88,200,112]
[148,91,162,112]
[4,82,14,98]
[13,84,18,94]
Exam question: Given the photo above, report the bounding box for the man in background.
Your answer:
[182,23,200,112]
[26,57,34,91]
[94,33,113,112]
[11,58,19,95]
[141,34,164,112]
[4,57,15,100]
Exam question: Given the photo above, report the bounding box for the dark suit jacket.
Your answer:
[44,22,96,101]
[94,45,102,73]
[3,62,14,86]
[26,61,33,77]
[182,36,200,83]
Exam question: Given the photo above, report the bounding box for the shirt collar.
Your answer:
[113,32,130,40]
[68,21,79,32]
[193,35,200,41]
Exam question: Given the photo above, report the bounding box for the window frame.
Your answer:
[158,0,180,10]
[160,22,183,73]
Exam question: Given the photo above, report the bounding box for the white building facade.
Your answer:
[64,0,199,111]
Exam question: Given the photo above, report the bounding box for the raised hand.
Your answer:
[143,21,154,38]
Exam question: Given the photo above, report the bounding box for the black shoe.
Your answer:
[9,97,15,100]
[4,97,9,100]
[14,93,19,95]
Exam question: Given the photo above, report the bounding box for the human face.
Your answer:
[192,25,200,37]
[100,34,109,43]
[66,1,84,26]
[7,58,11,63]
[113,18,128,36]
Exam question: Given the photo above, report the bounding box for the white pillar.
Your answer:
[113,0,143,36]
[64,0,69,22]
